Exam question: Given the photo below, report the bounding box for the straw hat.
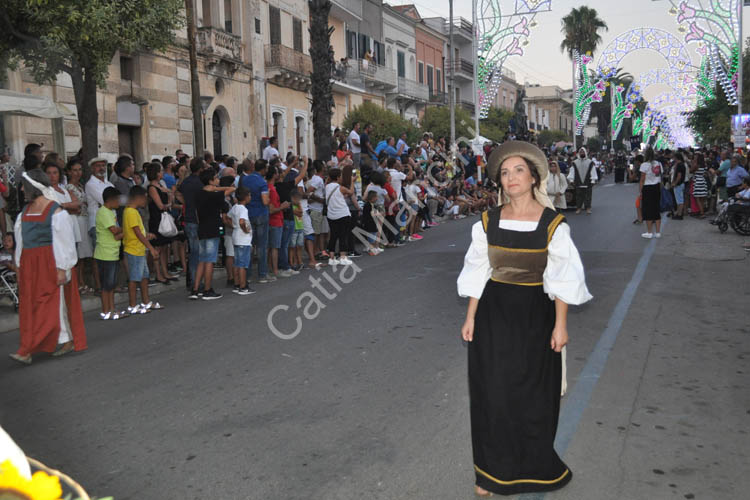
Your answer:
[486,141,555,210]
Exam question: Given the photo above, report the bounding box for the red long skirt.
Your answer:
[17,245,87,356]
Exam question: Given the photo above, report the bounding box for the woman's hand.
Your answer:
[56,269,67,286]
[461,317,475,342]
[550,325,568,352]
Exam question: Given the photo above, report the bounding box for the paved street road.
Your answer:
[1,177,749,500]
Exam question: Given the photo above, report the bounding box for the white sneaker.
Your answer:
[328,258,340,266]
[339,257,353,266]
[641,233,653,239]
[279,269,293,278]
[654,233,662,238]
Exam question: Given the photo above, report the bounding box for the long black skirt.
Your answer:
[641,183,661,221]
[468,280,571,495]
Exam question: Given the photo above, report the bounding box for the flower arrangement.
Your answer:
[0,459,112,500]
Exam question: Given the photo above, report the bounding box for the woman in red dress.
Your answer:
[9,169,86,365]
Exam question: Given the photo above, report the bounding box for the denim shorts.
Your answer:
[96,259,119,291]
[268,225,283,249]
[198,237,219,263]
[234,244,251,268]
[673,184,684,205]
[125,253,149,282]
[289,229,305,248]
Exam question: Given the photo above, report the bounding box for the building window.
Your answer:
[255,18,261,34]
[224,0,232,33]
[293,18,303,52]
[359,33,370,59]
[269,6,281,45]
[373,41,384,65]
[436,69,442,93]
[426,65,434,94]
[120,55,134,81]
[418,62,424,83]
[397,51,405,78]
[346,30,357,59]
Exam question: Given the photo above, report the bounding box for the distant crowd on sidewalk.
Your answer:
[1,125,506,364]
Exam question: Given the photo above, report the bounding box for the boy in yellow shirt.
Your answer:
[123,186,162,314]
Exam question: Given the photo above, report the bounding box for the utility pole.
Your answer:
[472,0,482,181]
[449,0,455,151]
[572,51,577,151]
[738,0,744,118]
[185,0,204,156]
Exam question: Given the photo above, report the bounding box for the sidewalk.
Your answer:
[0,268,228,334]
[655,212,749,261]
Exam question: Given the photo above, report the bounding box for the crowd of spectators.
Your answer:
[0,125,502,319]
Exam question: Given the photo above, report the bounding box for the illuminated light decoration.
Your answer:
[695,55,717,104]
[610,83,634,140]
[573,50,605,135]
[476,0,553,118]
[666,0,740,104]
[597,27,694,78]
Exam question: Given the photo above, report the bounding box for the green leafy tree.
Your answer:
[420,106,473,140]
[586,135,604,153]
[0,0,184,162]
[343,101,421,145]
[480,107,513,143]
[537,129,572,148]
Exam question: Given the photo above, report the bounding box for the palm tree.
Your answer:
[309,0,334,161]
[560,6,608,148]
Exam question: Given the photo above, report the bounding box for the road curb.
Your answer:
[0,268,228,334]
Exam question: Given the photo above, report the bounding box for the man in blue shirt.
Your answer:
[396,132,409,160]
[375,137,399,159]
[726,154,749,197]
[178,157,206,287]
[241,159,272,282]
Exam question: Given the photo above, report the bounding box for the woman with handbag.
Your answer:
[147,162,178,284]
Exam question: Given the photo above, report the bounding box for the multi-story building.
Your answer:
[423,15,472,115]
[382,3,428,123]
[523,84,575,136]
[328,0,391,130]
[1,0,258,165]
[0,0,472,165]
[493,67,523,112]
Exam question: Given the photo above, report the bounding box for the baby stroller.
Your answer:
[715,200,750,236]
[0,260,18,312]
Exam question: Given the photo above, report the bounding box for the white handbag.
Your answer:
[158,211,178,237]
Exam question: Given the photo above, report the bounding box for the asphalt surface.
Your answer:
[1,176,748,500]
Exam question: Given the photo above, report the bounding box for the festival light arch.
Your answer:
[476,0,553,118]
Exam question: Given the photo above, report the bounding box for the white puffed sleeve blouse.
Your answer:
[457,219,593,305]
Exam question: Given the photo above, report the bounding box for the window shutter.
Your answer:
[377,42,384,66]
[293,18,303,52]
[269,6,281,45]
[397,51,405,78]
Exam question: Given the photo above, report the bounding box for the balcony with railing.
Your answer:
[356,60,397,90]
[264,44,313,92]
[197,27,243,67]
[460,99,476,113]
[395,77,429,101]
[429,92,448,105]
[443,17,473,40]
[450,59,474,81]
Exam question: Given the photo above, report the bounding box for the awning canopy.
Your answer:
[0,89,75,119]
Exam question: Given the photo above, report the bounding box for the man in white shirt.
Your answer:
[307,160,329,257]
[347,122,361,169]
[386,157,410,201]
[262,137,280,162]
[85,156,114,246]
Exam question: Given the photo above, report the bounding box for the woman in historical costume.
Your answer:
[457,141,592,497]
[546,160,568,210]
[9,169,87,365]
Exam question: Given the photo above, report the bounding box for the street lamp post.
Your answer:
[200,95,214,154]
